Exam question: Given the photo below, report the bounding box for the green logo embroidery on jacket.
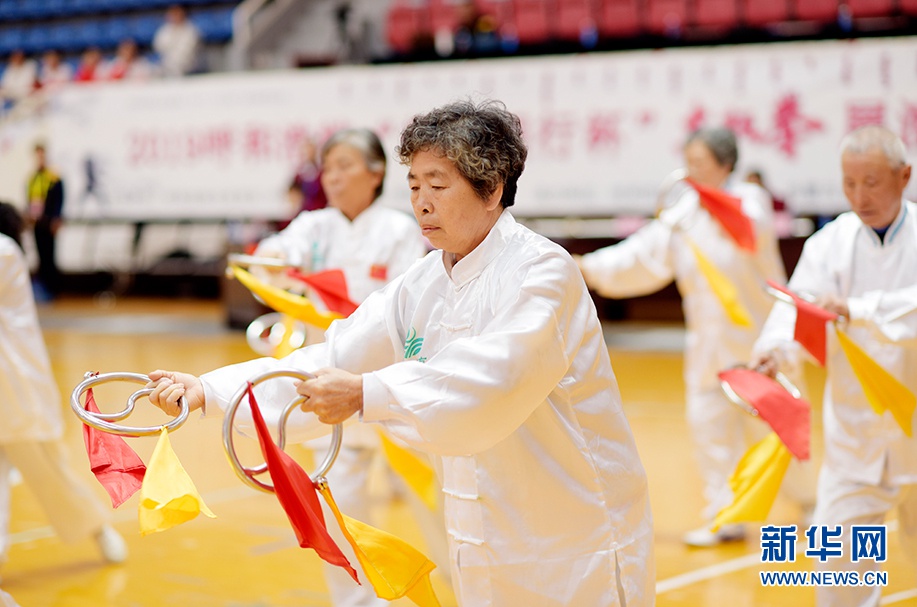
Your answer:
[404,327,424,359]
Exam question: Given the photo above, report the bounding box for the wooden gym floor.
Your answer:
[2,296,915,606]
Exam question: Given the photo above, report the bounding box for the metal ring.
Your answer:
[70,372,190,436]
[222,369,343,494]
[720,368,802,416]
[245,312,307,356]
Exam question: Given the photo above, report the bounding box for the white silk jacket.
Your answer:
[579,180,785,395]
[202,211,655,606]
[255,204,426,304]
[0,234,63,443]
[754,201,917,486]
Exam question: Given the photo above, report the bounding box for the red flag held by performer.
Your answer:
[245,384,359,583]
[81,388,146,508]
[288,268,359,317]
[767,281,838,366]
[719,368,811,460]
[686,178,757,252]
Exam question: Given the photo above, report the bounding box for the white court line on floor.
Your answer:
[881,588,917,605]
[657,521,902,595]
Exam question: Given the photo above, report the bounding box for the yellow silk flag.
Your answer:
[138,428,216,536]
[836,327,915,437]
[229,264,341,330]
[687,240,753,328]
[712,433,792,531]
[318,483,441,607]
[377,430,438,511]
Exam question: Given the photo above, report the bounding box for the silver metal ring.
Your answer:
[222,369,342,494]
[70,372,190,436]
[720,368,802,415]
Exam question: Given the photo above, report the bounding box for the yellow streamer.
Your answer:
[836,327,915,437]
[687,240,753,328]
[229,264,341,330]
[318,483,441,606]
[377,430,438,511]
[712,433,791,531]
[138,428,215,536]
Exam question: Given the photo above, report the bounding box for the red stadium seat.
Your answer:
[429,0,462,33]
[556,0,597,41]
[513,0,553,44]
[744,0,790,27]
[847,0,893,18]
[476,0,516,25]
[386,3,430,54]
[647,0,688,35]
[902,0,917,15]
[794,0,838,22]
[694,0,739,30]
[598,0,642,38]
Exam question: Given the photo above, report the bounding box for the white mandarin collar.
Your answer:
[859,198,909,247]
[443,209,513,287]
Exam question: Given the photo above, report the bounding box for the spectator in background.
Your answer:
[73,48,103,83]
[37,49,72,91]
[0,50,36,110]
[746,169,794,238]
[27,143,64,300]
[435,1,501,58]
[0,202,128,571]
[153,4,202,77]
[105,39,156,81]
[289,137,327,214]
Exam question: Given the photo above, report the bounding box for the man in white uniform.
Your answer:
[577,128,795,547]
[149,100,655,606]
[753,125,917,607]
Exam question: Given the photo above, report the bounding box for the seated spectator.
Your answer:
[0,50,37,110]
[73,48,103,83]
[153,4,202,77]
[37,49,72,91]
[105,39,156,81]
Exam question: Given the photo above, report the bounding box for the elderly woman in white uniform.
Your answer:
[148,100,655,606]
[254,128,431,607]
[576,128,799,547]
[0,202,126,572]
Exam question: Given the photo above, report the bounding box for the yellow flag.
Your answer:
[318,483,441,606]
[377,430,438,511]
[836,327,915,437]
[273,314,300,359]
[687,240,753,328]
[229,264,341,329]
[139,428,216,536]
[712,433,792,531]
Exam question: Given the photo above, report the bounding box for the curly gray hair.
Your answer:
[396,99,527,208]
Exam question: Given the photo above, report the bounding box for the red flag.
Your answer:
[81,388,146,508]
[767,280,838,366]
[686,178,757,252]
[245,385,359,583]
[288,268,359,317]
[719,368,811,460]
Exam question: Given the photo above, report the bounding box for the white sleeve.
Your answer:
[579,219,675,298]
[200,282,404,441]
[361,253,580,457]
[847,286,917,347]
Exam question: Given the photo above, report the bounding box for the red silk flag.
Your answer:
[81,388,146,508]
[245,385,359,583]
[719,368,811,460]
[685,178,757,252]
[767,281,838,366]
[288,268,359,317]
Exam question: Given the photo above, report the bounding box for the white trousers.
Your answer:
[0,439,109,560]
[813,465,917,607]
[687,387,816,521]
